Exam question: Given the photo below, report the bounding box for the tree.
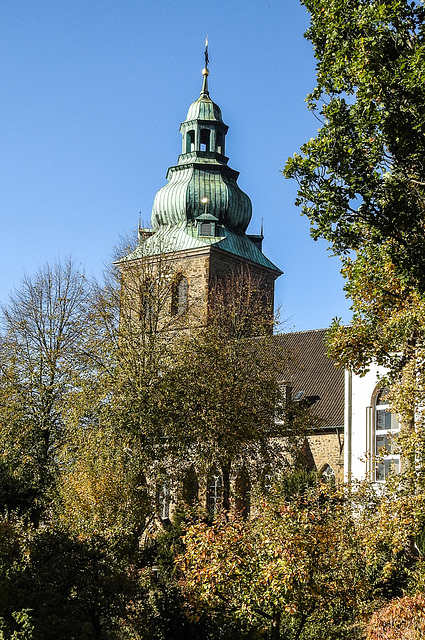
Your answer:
[52,249,180,541]
[0,259,92,522]
[0,515,148,640]
[284,0,425,292]
[177,480,369,640]
[325,244,421,374]
[284,1,425,575]
[156,266,311,512]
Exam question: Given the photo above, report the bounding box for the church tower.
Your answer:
[121,45,282,329]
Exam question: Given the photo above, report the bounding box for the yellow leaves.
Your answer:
[57,425,148,537]
[366,593,425,640]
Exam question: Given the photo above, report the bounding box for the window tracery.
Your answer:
[374,388,400,482]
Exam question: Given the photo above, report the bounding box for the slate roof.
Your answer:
[273,329,345,429]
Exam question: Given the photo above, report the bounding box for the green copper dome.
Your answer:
[122,55,281,276]
[185,92,224,123]
[151,66,252,234]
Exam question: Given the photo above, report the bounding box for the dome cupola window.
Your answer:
[200,128,210,152]
[216,131,224,155]
[186,130,195,153]
[196,197,218,237]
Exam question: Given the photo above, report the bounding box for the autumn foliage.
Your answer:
[366,593,425,640]
[177,483,368,640]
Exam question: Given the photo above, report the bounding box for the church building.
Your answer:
[120,47,395,513]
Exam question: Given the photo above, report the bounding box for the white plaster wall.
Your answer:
[344,364,388,481]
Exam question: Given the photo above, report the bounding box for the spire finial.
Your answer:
[201,36,209,97]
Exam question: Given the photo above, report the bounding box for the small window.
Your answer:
[182,465,199,505]
[199,222,213,236]
[171,275,188,317]
[374,388,400,482]
[200,129,210,152]
[186,130,195,152]
[207,470,223,515]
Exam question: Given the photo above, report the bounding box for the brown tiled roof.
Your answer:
[272,329,345,429]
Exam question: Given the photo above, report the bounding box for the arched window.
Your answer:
[170,275,188,317]
[186,130,195,152]
[157,478,171,521]
[200,129,210,152]
[374,388,400,481]
[320,464,336,484]
[216,131,224,155]
[207,469,223,515]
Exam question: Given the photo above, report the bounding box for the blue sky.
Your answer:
[0,0,352,331]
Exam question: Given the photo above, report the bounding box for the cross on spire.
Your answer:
[201,36,210,97]
[204,36,209,69]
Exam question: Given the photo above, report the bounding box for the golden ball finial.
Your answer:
[202,67,209,76]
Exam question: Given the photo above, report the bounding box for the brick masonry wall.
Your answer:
[121,246,279,331]
[307,432,344,483]
[119,249,211,330]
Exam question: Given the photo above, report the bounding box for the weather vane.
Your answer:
[204,36,209,70]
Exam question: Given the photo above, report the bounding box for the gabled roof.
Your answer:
[273,329,345,429]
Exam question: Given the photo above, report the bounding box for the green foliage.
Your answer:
[274,467,319,500]
[326,243,423,374]
[57,422,150,541]
[0,259,92,522]
[285,0,425,292]
[0,517,146,640]
[0,609,34,640]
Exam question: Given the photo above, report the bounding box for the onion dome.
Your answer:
[121,44,281,277]
[151,52,252,234]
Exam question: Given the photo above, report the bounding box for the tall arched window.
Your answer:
[170,275,188,317]
[235,467,251,518]
[182,465,199,506]
[374,388,400,481]
[139,278,155,324]
[157,477,171,521]
[207,469,223,515]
